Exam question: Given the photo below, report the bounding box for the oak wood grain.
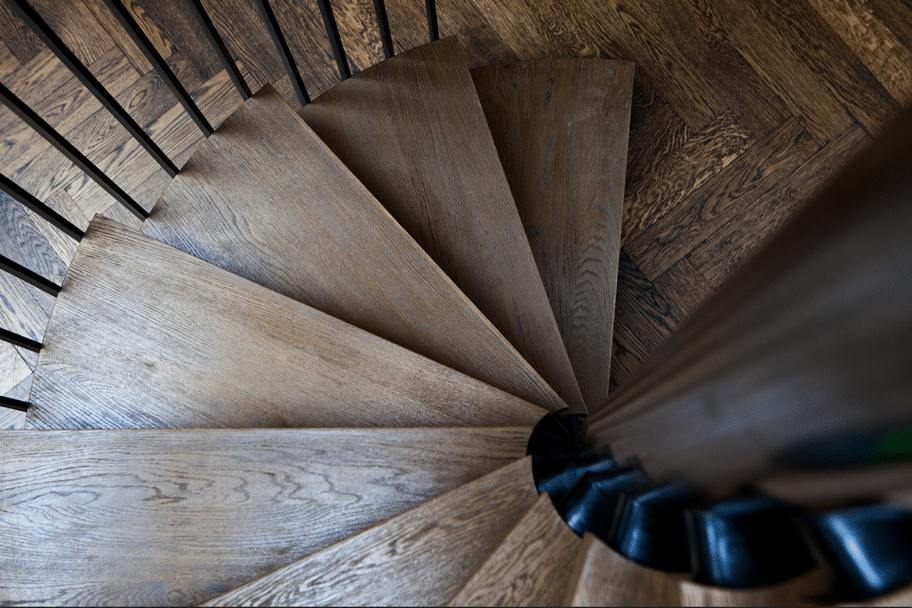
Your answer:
[652,257,714,325]
[691,123,870,287]
[0,427,531,606]
[144,83,564,411]
[627,116,820,281]
[622,111,755,244]
[206,457,539,607]
[807,0,912,106]
[448,493,582,606]
[569,533,682,606]
[299,37,581,411]
[28,217,547,430]
[472,58,632,411]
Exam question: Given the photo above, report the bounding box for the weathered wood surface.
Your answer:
[472,58,633,411]
[143,84,564,412]
[448,493,582,606]
[0,427,530,606]
[207,458,540,607]
[27,218,546,430]
[569,534,682,606]
[299,37,583,412]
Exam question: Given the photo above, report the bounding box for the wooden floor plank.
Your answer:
[206,458,540,607]
[448,493,583,607]
[627,117,820,281]
[638,0,789,139]
[0,427,531,607]
[29,0,118,67]
[300,37,583,411]
[700,0,855,145]
[569,534,682,607]
[145,83,564,411]
[0,2,42,63]
[691,123,870,287]
[28,217,547,430]
[473,58,632,410]
[622,112,755,244]
[807,0,912,106]
[652,257,714,324]
[750,0,900,137]
[871,0,912,51]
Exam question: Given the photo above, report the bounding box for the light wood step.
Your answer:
[569,533,683,606]
[299,37,584,413]
[472,59,634,411]
[448,493,584,606]
[0,426,530,606]
[142,83,565,412]
[26,218,546,429]
[679,570,831,606]
[206,457,540,607]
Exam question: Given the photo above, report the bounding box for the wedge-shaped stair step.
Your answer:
[0,427,529,606]
[679,570,831,606]
[449,493,583,606]
[300,37,584,412]
[472,59,634,410]
[143,84,564,412]
[26,218,546,430]
[207,457,540,607]
[569,534,683,606]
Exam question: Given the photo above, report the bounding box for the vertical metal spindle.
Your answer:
[253,0,310,106]
[315,0,351,80]
[8,0,179,177]
[186,0,251,100]
[0,396,30,412]
[0,174,84,241]
[0,254,61,297]
[372,0,394,59]
[100,0,213,136]
[0,327,42,353]
[424,0,439,41]
[0,83,148,220]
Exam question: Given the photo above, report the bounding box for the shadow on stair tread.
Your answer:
[0,426,530,606]
[298,36,585,413]
[205,457,540,607]
[448,492,583,607]
[26,217,546,430]
[472,57,634,412]
[142,82,566,413]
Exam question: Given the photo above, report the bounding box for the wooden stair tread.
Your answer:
[142,84,564,412]
[569,534,683,606]
[299,37,584,412]
[472,59,634,411]
[679,570,831,606]
[206,457,540,607]
[0,426,530,606]
[26,218,546,430]
[448,493,583,606]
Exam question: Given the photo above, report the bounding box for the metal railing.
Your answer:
[0,0,439,413]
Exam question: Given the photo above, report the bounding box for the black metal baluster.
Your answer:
[372,0,394,59]
[424,0,439,41]
[0,174,84,241]
[100,0,213,136]
[0,327,41,353]
[186,0,251,100]
[315,0,351,80]
[8,0,178,177]
[0,83,148,220]
[0,396,30,412]
[0,254,60,297]
[253,0,310,106]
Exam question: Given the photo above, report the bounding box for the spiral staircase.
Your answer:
[1,0,912,605]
